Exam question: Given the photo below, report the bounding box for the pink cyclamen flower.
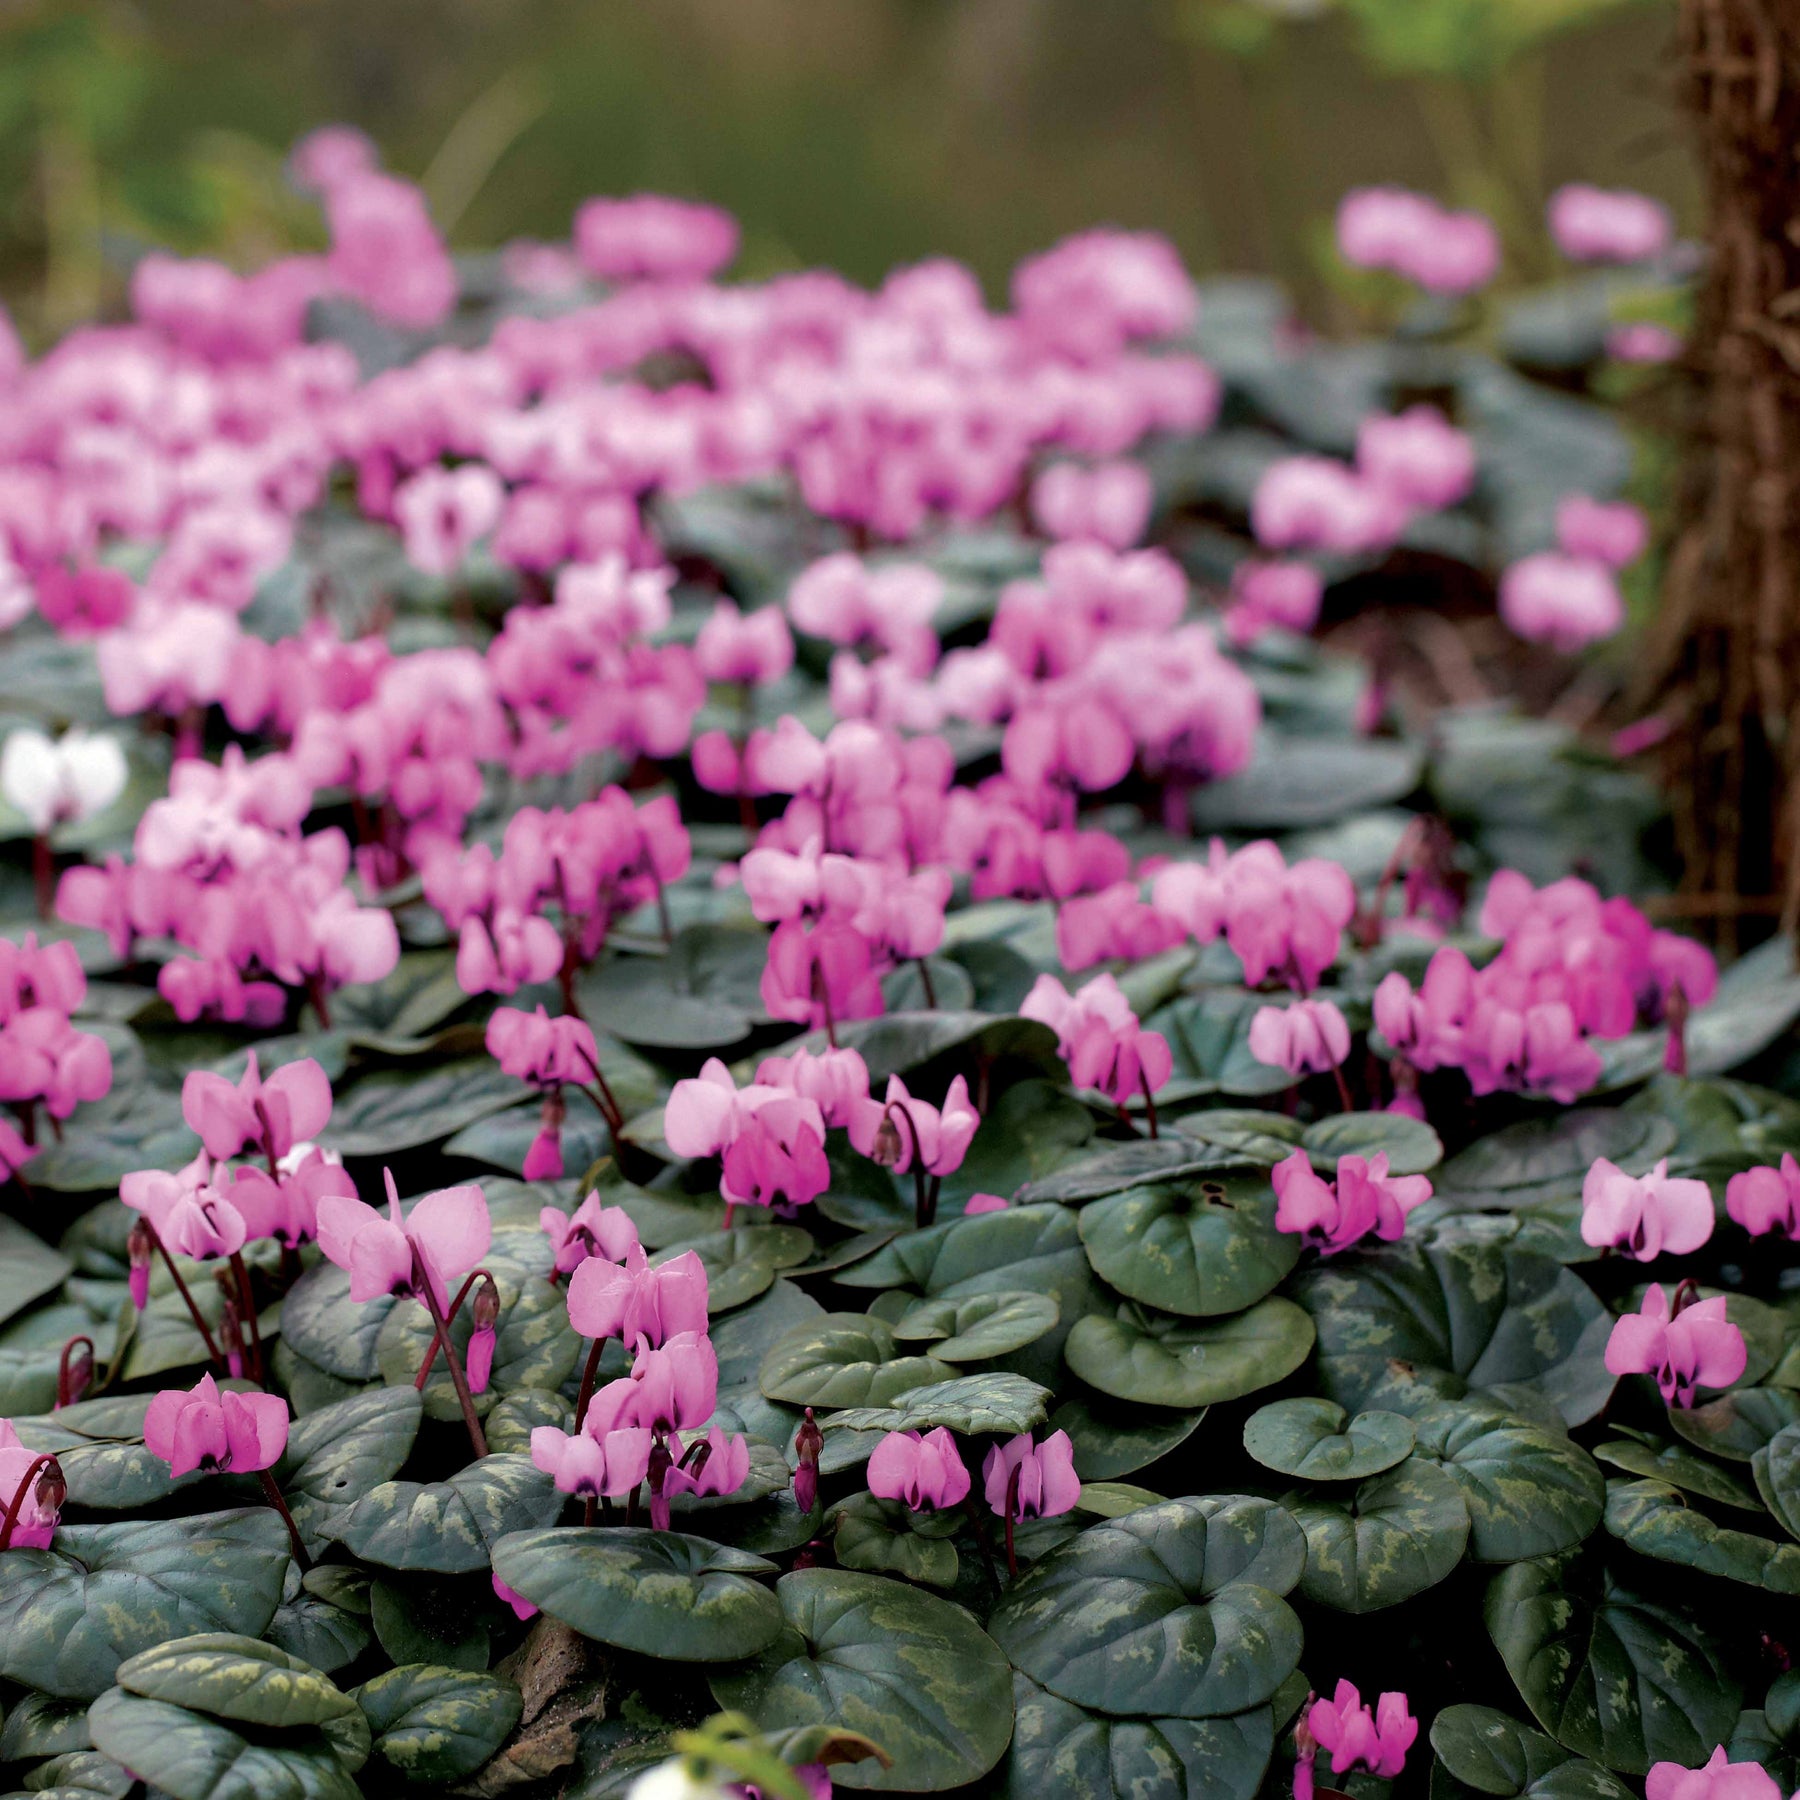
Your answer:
[122,1158,247,1263]
[567,1245,709,1347]
[1223,560,1323,646]
[486,1007,599,1087]
[1580,1157,1714,1261]
[1272,1149,1430,1254]
[1646,1747,1784,1800]
[753,1046,872,1129]
[1548,184,1673,265]
[694,601,795,688]
[144,1374,289,1477]
[1727,1156,1800,1238]
[1250,457,1408,557]
[1555,495,1649,569]
[1030,461,1154,550]
[663,1427,752,1502]
[1019,972,1173,1107]
[1355,406,1476,512]
[530,1421,654,1499]
[983,1430,1079,1522]
[1607,322,1683,364]
[848,1074,980,1177]
[1248,1000,1351,1078]
[493,1572,539,1621]
[392,463,505,578]
[1605,1284,1747,1407]
[316,1169,491,1311]
[1498,552,1624,652]
[181,1053,332,1162]
[541,1193,642,1276]
[867,1428,970,1513]
[586,1330,719,1435]
[1307,1682,1417,1781]
[0,1421,60,1547]
[964,1193,1009,1214]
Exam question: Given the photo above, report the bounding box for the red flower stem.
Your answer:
[573,1336,607,1431]
[413,1252,487,1458]
[811,959,838,1050]
[56,1335,94,1408]
[0,1455,58,1552]
[258,1469,311,1570]
[1138,1072,1160,1140]
[1331,1063,1354,1114]
[31,835,54,920]
[415,1269,490,1390]
[915,957,938,1010]
[145,1223,228,1373]
[576,1047,625,1137]
[583,1493,597,1526]
[1004,1463,1021,1579]
[227,1252,265,1387]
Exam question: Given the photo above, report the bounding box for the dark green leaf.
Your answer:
[824,1372,1051,1437]
[1242,1398,1415,1480]
[328,1456,560,1573]
[759,1316,954,1410]
[1064,1298,1315,1408]
[891,1291,1060,1361]
[329,1061,530,1156]
[1289,1456,1470,1611]
[355,1664,522,1785]
[1604,1478,1800,1594]
[1302,1111,1443,1175]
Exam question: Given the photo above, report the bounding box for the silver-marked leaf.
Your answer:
[278,1387,423,1554]
[1005,1674,1273,1800]
[328,1456,560,1573]
[830,1494,960,1589]
[824,1373,1051,1437]
[1597,1438,1763,1512]
[0,1510,290,1700]
[1077,1176,1299,1318]
[1485,1548,1740,1774]
[1064,1298,1314,1409]
[329,1060,530,1156]
[891,1291,1059,1362]
[1288,1456,1470,1612]
[490,1527,782,1662]
[86,1690,360,1800]
[1671,1388,1800,1463]
[988,1496,1305,1719]
[1242,1398,1414,1481]
[1430,1703,1633,1800]
[280,1260,399,1383]
[1436,1111,1676,1207]
[354,1663,522,1785]
[1302,1111,1443,1175]
[1051,1395,1207,1481]
[759,1315,955,1410]
[1604,1478,1800,1593]
[710,1568,1013,1791]
[1014,1140,1252,1205]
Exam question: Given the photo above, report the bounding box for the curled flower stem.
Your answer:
[415,1269,492,1390]
[144,1221,228,1374]
[0,1454,58,1553]
[413,1251,487,1459]
[56,1335,94,1409]
[258,1468,311,1571]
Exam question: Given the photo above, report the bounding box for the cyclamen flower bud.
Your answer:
[468,1274,500,1394]
[794,1407,823,1514]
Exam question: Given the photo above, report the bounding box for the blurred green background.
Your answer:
[0,0,1692,343]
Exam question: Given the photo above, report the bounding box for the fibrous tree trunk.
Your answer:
[1643,0,1800,948]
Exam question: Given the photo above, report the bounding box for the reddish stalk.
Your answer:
[413,1251,487,1459]
[144,1221,228,1373]
[0,1454,59,1553]
[258,1469,311,1570]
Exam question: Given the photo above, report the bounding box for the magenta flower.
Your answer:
[1020,973,1173,1109]
[486,1006,600,1086]
[663,1428,752,1502]
[122,1155,247,1262]
[1272,1149,1430,1254]
[1498,553,1624,653]
[1646,1747,1784,1800]
[1556,495,1649,569]
[867,1428,970,1513]
[1307,1681,1417,1780]
[1248,1000,1351,1078]
[694,600,794,688]
[664,1058,831,1217]
[392,463,504,578]
[1355,405,1475,512]
[1606,1284,1747,1407]
[1030,461,1153,551]
[586,1332,719,1436]
[1580,1157,1714,1261]
[848,1074,980,1178]
[0,1421,61,1548]
[144,1374,289,1477]
[1548,183,1672,265]
[984,1430,1079,1524]
[530,1421,654,1499]
[1373,950,1474,1072]
[754,1046,871,1129]
[316,1170,491,1311]
[541,1194,641,1277]
[181,1052,332,1162]
[573,194,738,282]
[567,1246,709,1348]
[218,1148,356,1249]
[492,1571,539,1622]
[1727,1156,1800,1238]
[1251,456,1408,557]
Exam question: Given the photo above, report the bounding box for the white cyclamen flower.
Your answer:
[0,727,128,833]
[625,1760,733,1800]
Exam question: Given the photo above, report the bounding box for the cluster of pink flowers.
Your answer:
[1498,494,1649,652]
[0,934,112,1174]
[1336,187,1501,294]
[1605,1283,1747,1408]
[58,748,398,1026]
[425,787,689,998]
[868,1425,1077,1567]
[1580,1157,1714,1261]
[533,1195,751,1523]
[1296,1681,1417,1794]
[1272,1148,1431,1253]
[1374,871,1717,1111]
[1020,973,1173,1111]
[1547,184,1673,266]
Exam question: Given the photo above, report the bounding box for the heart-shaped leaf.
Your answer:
[86,1690,361,1800]
[1671,1388,1800,1463]
[760,1316,955,1410]
[1301,1111,1443,1175]
[1063,1298,1315,1409]
[1485,1548,1740,1773]
[1604,1477,1800,1593]
[0,1510,291,1700]
[830,1494,959,1589]
[1287,1456,1470,1612]
[490,1527,782,1662]
[328,1456,561,1573]
[710,1568,1014,1791]
[1015,1140,1252,1205]
[279,1261,399,1382]
[823,1372,1052,1437]
[329,1060,530,1156]
[891,1292,1060,1362]
[1242,1398,1415,1480]
[1435,1111,1677,1207]
[278,1387,423,1554]
[354,1664,523,1785]
[1050,1394,1208,1480]
[988,1496,1304,1718]
[1430,1704,1633,1799]
[1077,1175,1299,1318]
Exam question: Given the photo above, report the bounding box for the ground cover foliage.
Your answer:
[0,128,1783,1800]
